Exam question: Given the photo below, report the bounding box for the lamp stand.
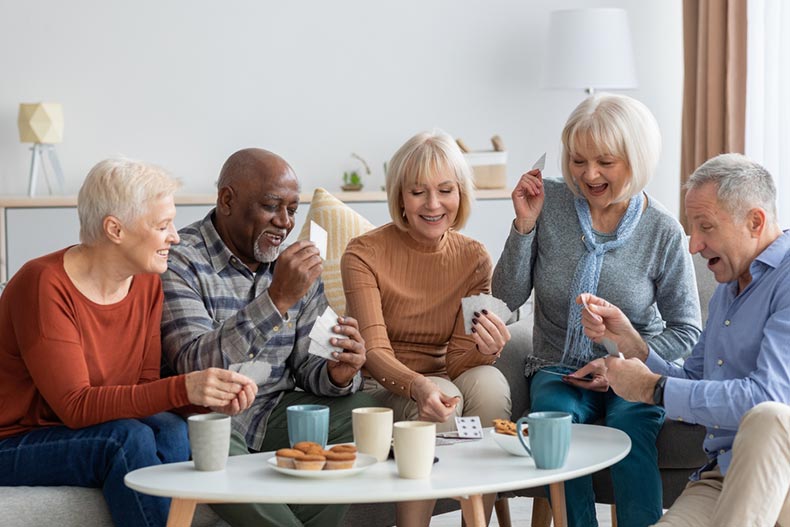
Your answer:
[28,143,65,197]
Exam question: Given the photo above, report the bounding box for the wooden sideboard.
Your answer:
[0,189,513,282]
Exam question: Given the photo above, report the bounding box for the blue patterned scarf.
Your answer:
[560,193,644,368]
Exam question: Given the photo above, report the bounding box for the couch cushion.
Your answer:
[297,188,374,315]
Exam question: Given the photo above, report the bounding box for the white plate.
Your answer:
[267,453,377,478]
[490,427,531,457]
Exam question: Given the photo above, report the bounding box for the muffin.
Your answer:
[293,454,326,471]
[330,444,358,455]
[275,448,304,469]
[293,441,323,454]
[324,451,356,470]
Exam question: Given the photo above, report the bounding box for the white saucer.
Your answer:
[267,453,377,478]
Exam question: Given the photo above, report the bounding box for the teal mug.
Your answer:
[287,404,330,448]
[516,411,572,469]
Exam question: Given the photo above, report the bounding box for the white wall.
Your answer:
[0,0,683,216]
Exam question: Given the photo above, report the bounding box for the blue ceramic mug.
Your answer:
[286,404,330,448]
[515,411,572,469]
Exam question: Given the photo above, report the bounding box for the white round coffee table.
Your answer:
[126,423,631,527]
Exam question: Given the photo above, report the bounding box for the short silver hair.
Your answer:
[685,153,777,224]
[385,129,474,231]
[78,157,181,245]
[561,93,662,201]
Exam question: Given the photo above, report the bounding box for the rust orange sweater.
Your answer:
[341,224,495,400]
[0,249,189,439]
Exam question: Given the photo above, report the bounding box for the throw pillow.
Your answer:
[297,188,375,315]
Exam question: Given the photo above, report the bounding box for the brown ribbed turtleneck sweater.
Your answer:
[341,223,495,400]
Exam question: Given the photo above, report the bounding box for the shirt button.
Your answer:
[288,322,294,329]
[381,377,386,382]
[717,359,724,366]
[709,434,715,439]
[400,386,405,390]
[720,449,726,454]
[724,320,731,326]
[273,325,280,332]
[678,417,684,422]
[390,381,396,385]
[714,425,719,429]
[248,353,254,358]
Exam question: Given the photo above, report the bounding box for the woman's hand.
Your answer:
[511,169,545,234]
[472,310,511,357]
[562,358,610,392]
[410,376,459,423]
[184,368,258,414]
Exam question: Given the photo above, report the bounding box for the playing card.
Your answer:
[461,294,512,334]
[310,221,327,260]
[581,299,624,358]
[531,152,546,172]
[308,306,347,361]
[454,416,483,438]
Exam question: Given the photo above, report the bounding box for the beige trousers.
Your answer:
[364,365,512,433]
[656,401,790,527]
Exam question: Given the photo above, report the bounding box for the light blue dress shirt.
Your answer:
[646,230,790,476]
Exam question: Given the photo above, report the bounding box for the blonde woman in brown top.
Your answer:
[341,129,512,526]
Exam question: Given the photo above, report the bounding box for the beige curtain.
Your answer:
[680,0,747,229]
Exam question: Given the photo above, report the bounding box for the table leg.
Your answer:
[166,498,197,527]
[549,482,568,527]
[456,494,486,527]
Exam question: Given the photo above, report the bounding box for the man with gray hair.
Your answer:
[576,153,790,526]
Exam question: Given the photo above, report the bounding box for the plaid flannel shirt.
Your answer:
[161,211,360,451]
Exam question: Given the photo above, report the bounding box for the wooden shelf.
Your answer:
[0,188,511,208]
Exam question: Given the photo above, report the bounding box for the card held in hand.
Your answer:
[461,293,513,334]
[310,220,328,260]
[308,306,347,361]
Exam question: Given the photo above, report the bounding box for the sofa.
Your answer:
[1,250,714,526]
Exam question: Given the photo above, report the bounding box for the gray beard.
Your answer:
[254,231,281,263]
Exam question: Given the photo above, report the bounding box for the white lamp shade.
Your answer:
[18,103,64,144]
[544,8,638,92]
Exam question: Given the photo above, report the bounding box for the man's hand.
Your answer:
[577,293,649,361]
[268,241,323,314]
[326,315,366,387]
[562,357,610,392]
[603,356,662,404]
[410,376,459,423]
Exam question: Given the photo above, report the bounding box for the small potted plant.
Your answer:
[341,152,370,191]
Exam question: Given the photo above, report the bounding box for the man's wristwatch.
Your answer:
[652,375,668,406]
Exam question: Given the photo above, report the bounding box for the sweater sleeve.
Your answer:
[341,237,420,399]
[13,273,189,429]
[446,248,497,379]
[492,222,538,311]
[644,225,703,361]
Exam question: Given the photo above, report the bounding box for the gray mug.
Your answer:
[516,411,572,469]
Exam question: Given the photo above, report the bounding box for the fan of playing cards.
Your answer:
[461,294,512,334]
[308,306,347,361]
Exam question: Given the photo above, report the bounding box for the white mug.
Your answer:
[188,413,231,471]
[352,407,393,462]
[393,421,436,479]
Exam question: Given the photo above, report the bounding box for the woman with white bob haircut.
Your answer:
[342,129,512,526]
[0,158,257,527]
[493,94,702,527]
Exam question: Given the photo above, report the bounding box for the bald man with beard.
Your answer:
[161,148,377,527]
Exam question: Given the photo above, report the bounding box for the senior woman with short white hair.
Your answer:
[493,94,702,527]
[0,158,257,527]
[342,129,512,526]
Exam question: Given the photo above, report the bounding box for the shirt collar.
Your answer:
[197,210,251,275]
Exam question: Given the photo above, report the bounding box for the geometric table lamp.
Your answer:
[543,8,638,95]
[18,102,65,197]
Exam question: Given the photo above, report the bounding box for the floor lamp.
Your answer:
[18,102,65,197]
[543,8,638,95]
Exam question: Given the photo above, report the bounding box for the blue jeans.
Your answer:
[0,412,190,527]
[530,370,665,527]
